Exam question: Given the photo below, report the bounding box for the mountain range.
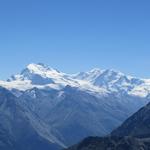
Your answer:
[1,63,150,149]
[2,63,150,98]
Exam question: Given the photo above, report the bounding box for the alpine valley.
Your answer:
[1,63,150,150]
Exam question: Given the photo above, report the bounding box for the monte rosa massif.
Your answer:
[0,63,150,150]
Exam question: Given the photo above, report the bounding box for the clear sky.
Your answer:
[0,0,150,79]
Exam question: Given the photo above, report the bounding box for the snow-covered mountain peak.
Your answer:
[6,63,92,91]
[93,69,126,83]
[25,63,59,74]
[73,68,102,81]
[89,68,102,73]
[20,63,61,78]
[8,63,64,85]
[72,68,150,97]
[73,68,125,83]
[1,63,150,97]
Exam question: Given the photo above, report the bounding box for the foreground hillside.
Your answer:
[112,102,150,138]
[65,101,150,150]
[65,136,150,150]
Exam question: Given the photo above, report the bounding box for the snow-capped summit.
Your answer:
[8,63,60,84]
[92,69,141,87]
[8,63,77,86]
[5,63,91,91]
[73,68,150,97]
[74,68,128,82]
[73,68,102,81]
[1,63,150,97]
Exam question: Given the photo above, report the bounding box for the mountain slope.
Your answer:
[111,102,150,138]
[65,136,150,150]
[18,86,148,146]
[0,87,65,150]
[65,101,150,150]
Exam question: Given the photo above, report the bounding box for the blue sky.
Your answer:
[0,0,150,79]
